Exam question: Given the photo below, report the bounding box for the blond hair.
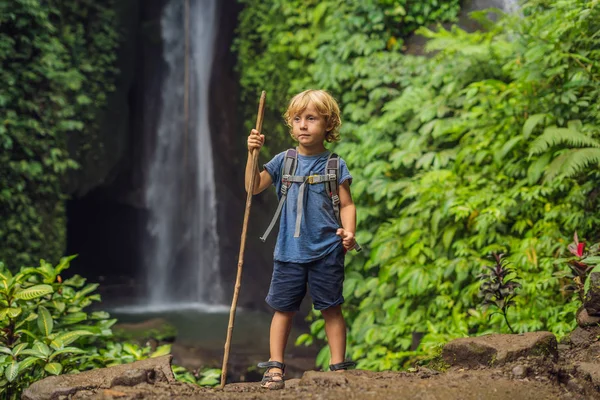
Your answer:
[284,89,342,143]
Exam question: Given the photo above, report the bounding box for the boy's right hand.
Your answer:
[248,129,265,152]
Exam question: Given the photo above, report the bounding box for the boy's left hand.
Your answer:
[336,228,356,250]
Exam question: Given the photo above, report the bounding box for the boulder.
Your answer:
[568,326,600,347]
[577,306,600,328]
[442,332,557,368]
[22,355,177,400]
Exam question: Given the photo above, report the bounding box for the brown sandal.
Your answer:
[257,361,285,390]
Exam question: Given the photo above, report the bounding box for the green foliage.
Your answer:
[555,232,600,299]
[0,257,217,397]
[0,256,114,396]
[238,0,600,371]
[172,365,222,387]
[478,253,521,333]
[0,0,119,267]
[234,0,460,158]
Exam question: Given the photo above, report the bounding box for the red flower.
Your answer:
[568,232,585,258]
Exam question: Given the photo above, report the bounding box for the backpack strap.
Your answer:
[325,153,362,252]
[325,153,342,226]
[260,149,298,242]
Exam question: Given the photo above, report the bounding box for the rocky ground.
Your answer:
[21,273,600,400]
[21,326,600,400]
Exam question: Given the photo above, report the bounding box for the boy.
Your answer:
[245,89,357,390]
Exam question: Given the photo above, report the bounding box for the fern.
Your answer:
[530,126,600,155]
[545,148,600,181]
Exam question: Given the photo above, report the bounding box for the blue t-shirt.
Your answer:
[264,149,352,263]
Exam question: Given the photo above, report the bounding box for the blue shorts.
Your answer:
[265,245,345,312]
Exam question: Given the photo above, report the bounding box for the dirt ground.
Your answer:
[26,328,600,400]
[96,367,584,400]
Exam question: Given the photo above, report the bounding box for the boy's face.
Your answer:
[291,103,331,148]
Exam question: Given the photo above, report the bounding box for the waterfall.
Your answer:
[468,0,521,14]
[142,0,222,310]
[500,0,520,14]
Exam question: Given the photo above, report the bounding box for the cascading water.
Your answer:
[482,0,521,13]
[500,0,520,13]
[141,0,223,311]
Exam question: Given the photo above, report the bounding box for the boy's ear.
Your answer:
[326,118,335,132]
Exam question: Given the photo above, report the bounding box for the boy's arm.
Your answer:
[245,129,272,194]
[336,180,357,249]
[245,152,272,194]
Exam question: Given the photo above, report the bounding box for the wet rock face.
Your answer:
[584,272,600,316]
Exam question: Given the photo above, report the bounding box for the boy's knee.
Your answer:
[274,310,296,319]
[321,305,342,319]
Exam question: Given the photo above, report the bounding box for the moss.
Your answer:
[530,339,556,358]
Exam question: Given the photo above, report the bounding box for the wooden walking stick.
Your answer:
[220,91,266,388]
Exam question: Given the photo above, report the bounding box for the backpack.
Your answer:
[260,148,342,242]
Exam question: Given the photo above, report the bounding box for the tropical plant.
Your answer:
[478,253,521,333]
[0,256,113,396]
[237,0,600,371]
[0,257,216,398]
[555,232,600,300]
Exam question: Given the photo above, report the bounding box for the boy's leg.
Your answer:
[269,310,295,368]
[262,310,294,388]
[306,246,347,367]
[262,259,307,388]
[321,305,346,365]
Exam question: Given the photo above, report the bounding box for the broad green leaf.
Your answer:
[198,368,221,386]
[33,342,50,357]
[0,307,22,319]
[90,311,110,320]
[5,361,18,382]
[49,347,86,361]
[585,265,600,294]
[51,301,66,313]
[0,270,13,291]
[63,275,86,288]
[123,343,141,359]
[496,136,522,162]
[37,306,53,336]
[44,362,62,375]
[38,261,57,283]
[150,344,171,358]
[20,349,46,358]
[49,337,63,351]
[313,3,328,26]
[76,283,99,298]
[60,312,87,325]
[522,113,546,138]
[583,256,600,265]
[12,343,27,356]
[15,284,53,300]
[18,356,40,372]
[16,329,37,341]
[56,255,76,275]
[527,153,551,185]
[53,330,94,346]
